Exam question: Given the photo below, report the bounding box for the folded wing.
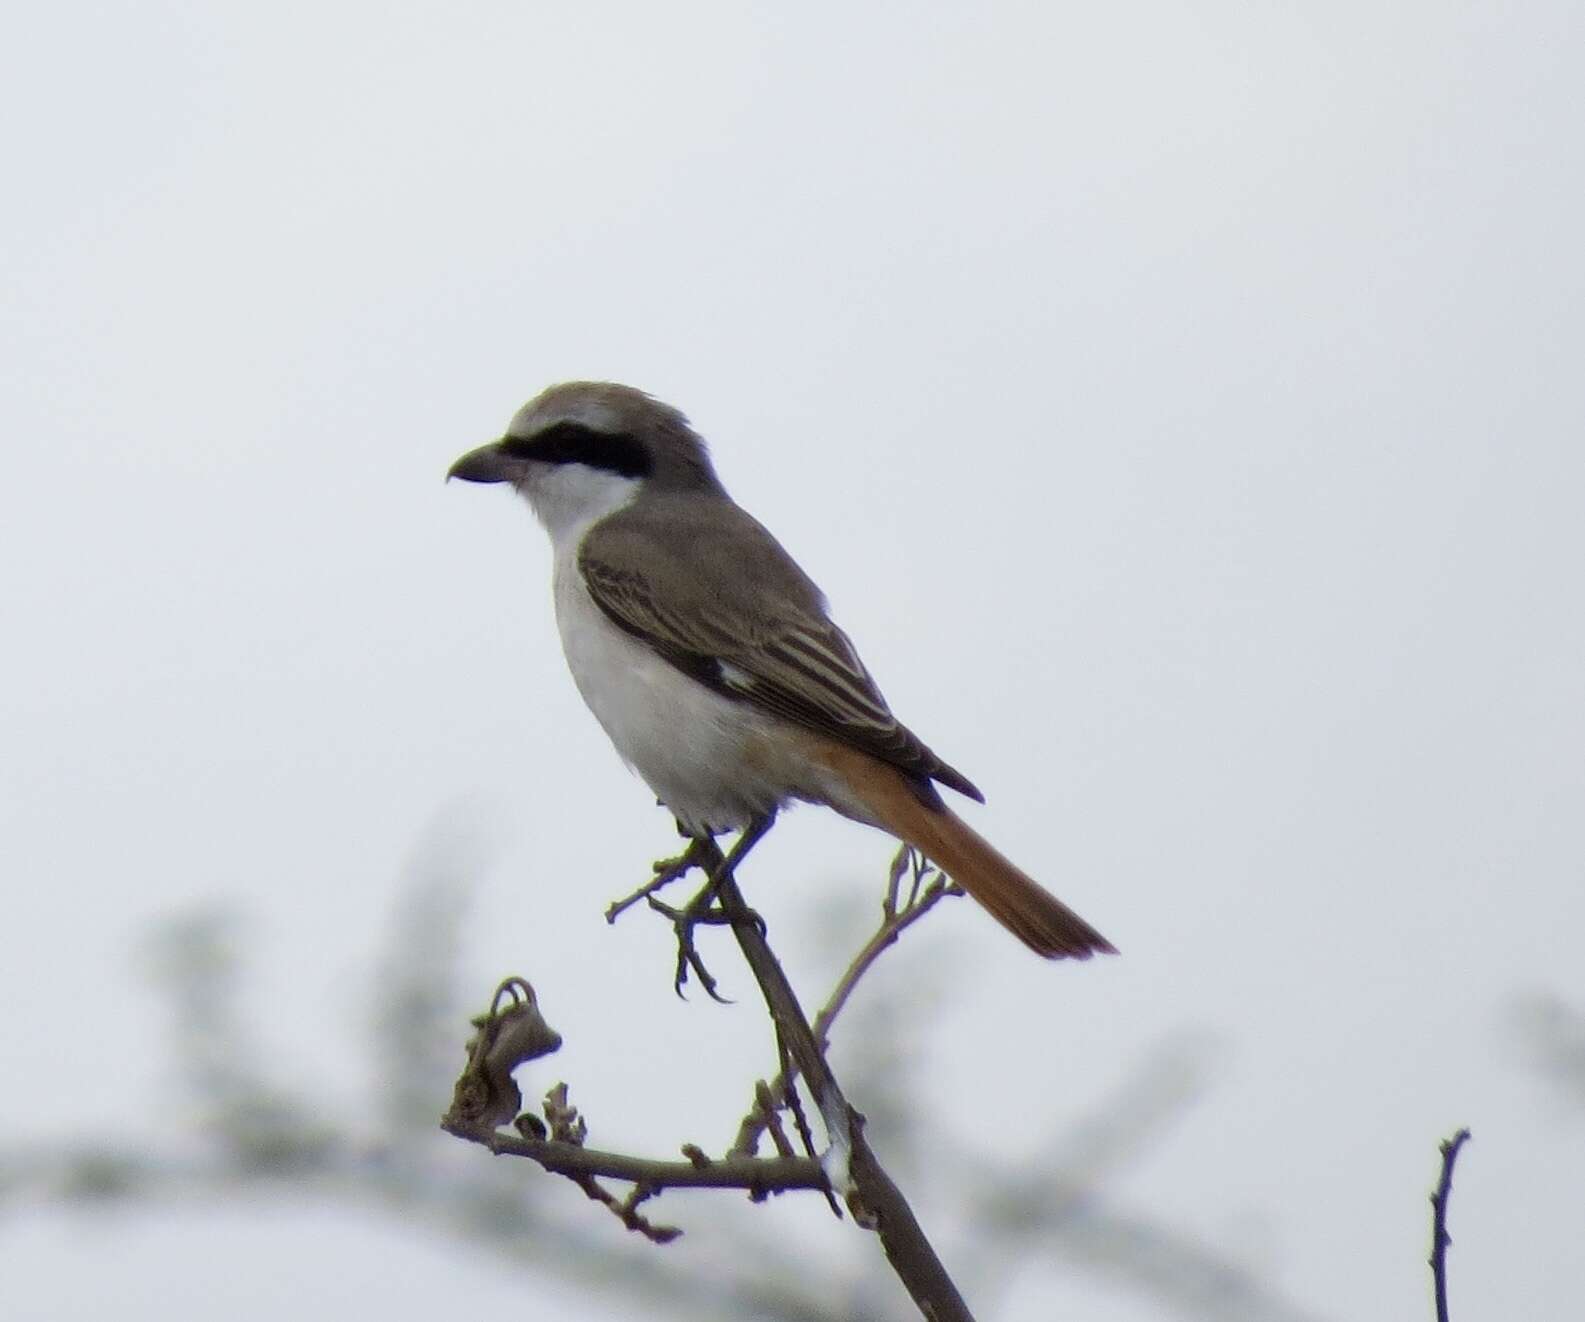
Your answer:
[578,497,983,802]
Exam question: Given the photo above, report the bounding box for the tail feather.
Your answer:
[814,742,1116,959]
[902,799,1116,959]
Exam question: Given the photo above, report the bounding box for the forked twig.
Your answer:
[815,847,962,1055]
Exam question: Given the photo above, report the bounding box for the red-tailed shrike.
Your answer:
[449,383,1114,959]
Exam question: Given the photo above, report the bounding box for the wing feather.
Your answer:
[578,500,983,801]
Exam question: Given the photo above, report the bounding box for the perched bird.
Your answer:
[449,383,1114,959]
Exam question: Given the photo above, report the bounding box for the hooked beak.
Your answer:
[447,439,518,484]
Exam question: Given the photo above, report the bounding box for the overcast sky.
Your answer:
[4,3,1582,1319]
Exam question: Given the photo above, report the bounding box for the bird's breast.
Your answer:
[550,551,801,833]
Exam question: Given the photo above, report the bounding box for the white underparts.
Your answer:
[553,559,826,834]
[518,462,861,835]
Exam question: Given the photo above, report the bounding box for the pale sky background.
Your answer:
[4,3,1583,1320]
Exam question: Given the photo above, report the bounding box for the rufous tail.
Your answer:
[819,745,1116,959]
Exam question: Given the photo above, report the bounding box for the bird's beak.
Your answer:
[447,439,517,485]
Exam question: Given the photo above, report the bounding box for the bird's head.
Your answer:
[448,382,723,537]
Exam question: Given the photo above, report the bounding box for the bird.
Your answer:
[448,382,1115,960]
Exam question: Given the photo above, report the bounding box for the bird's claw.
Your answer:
[648,891,734,1002]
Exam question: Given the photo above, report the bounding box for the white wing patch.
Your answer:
[718,660,757,691]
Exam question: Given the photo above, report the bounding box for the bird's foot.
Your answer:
[610,816,775,1002]
[647,884,732,1002]
[646,861,766,1002]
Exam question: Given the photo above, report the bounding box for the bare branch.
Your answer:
[8,890,1355,1322]
[703,842,977,1322]
[1429,1128,1472,1322]
[442,1118,826,1197]
[732,846,959,1161]
[605,835,715,924]
[441,976,828,1240]
[582,826,979,1317]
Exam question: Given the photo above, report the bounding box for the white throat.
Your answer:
[517,462,643,550]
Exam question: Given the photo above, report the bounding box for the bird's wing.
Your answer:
[578,499,983,801]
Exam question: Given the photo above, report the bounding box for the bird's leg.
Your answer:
[675,813,775,928]
[647,814,777,1000]
[703,812,776,915]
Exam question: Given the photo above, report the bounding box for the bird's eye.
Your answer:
[501,422,652,479]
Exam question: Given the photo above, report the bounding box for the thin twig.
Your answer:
[605,837,713,923]
[1429,1128,1472,1322]
[752,1080,796,1159]
[813,875,961,1056]
[442,1118,826,1195]
[772,1025,841,1218]
[706,840,977,1322]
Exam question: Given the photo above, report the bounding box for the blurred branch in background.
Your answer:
[947,1037,1328,1322]
[144,910,338,1172]
[0,836,1333,1322]
[1510,993,1585,1113]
